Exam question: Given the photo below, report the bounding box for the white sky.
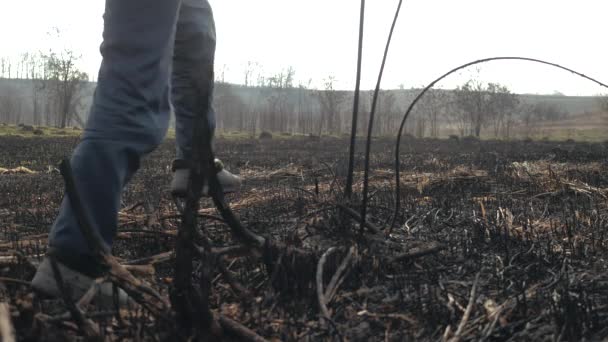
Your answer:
[1,0,607,95]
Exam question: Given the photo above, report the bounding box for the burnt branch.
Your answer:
[344,0,366,199]
[360,0,403,228]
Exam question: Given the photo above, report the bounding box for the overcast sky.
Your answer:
[1,0,607,95]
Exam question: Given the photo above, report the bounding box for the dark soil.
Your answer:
[1,135,608,341]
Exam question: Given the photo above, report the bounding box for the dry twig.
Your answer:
[449,273,481,342]
[316,247,337,321]
[0,303,15,342]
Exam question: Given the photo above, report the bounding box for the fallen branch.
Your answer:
[211,195,266,249]
[35,310,116,324]
[115,230,176,239]
[122,251,173,266]
[356,309,417,325]
[217,257,251,299]
[336,203,380,234]
[218,314,270,342]
[390,242,446,264]
[122,264,155,277]
[212,245,253,258]
[0,277,31,287]
[160,213,225,222]
[103,251,170,318]
[291,187,381,234]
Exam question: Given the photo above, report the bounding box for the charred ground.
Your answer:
[1,135,608,341]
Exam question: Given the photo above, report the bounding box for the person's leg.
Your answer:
[170,0,241,196]
[33,0,182,298]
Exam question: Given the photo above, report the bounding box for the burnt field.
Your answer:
[1,135,608,341]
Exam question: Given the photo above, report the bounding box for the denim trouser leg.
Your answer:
[48,0,182,257]
[173,0,217,161]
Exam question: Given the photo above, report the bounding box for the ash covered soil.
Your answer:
[1,135,608,341]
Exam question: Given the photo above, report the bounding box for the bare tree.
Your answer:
[296,79,314,134]
[0,57,7,78]
[532,101,566,121]
[243,61,262,88]
[453,79,518,137]
[356,91,370,136]
[454,80,486,136]
[375,90,398,136]
[519,104,538,137]
[0,83,18,123]
[260,67,296,133]
[597,94,608,112]
[27,52,47,126]
[502,108,517,139]
[316,76,345,136]
[43,49,89,128]
[214,83,245,131]
[519,101,565,138]
[1,57,13,78]
[427,90,448,138]
[217,64,229,83]
[486,83,520,138]
[412,88,449,138]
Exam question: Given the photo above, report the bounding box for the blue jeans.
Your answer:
[48,0,216,259]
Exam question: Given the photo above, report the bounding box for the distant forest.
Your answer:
[0,53,605,139]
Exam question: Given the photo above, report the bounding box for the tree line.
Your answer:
[213,75,578,139]
[1,55,601,138]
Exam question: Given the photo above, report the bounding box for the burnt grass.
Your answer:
[2,135,608,341]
